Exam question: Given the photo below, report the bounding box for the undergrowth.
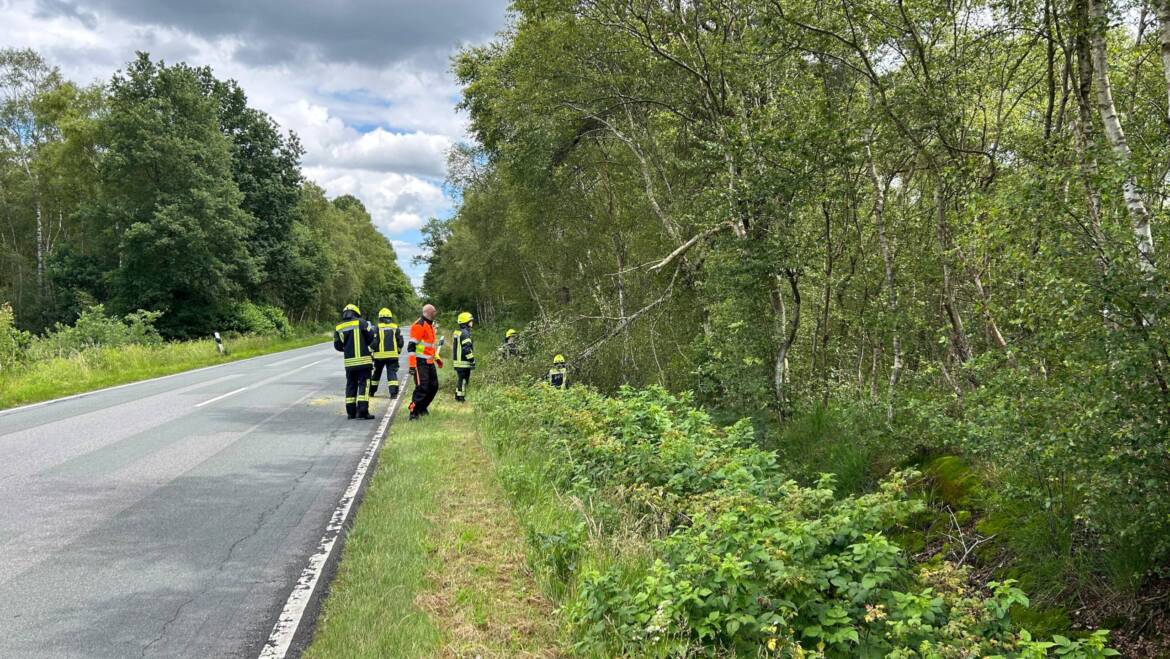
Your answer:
[478,383,1118,657]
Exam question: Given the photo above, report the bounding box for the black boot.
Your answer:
[356,401,375,420]
[345,402,356,419]
[369,384,378,397]
[389,386,399,399]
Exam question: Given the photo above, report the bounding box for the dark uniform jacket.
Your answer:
[334,310,376,369]
[453,325,475,369]
[373,321,403,359]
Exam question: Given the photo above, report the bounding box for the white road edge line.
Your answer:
[0,341,331,418]
[194,386,250,408]
[258,388,407,659]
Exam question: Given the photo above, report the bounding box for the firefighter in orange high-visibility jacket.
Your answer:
[333,304,377,420]
[452,312,475,402]
[369,308,403,399]
[407,304,442,420]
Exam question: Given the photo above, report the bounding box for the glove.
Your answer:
[469,357,476,369]
[409,367,416,377]
[436,357,444,369]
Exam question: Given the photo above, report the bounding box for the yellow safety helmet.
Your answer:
[505,328,517,338]
[378,307,394,319]
[343,303,361,315]
[553,354,565,364]
[457,311,474,324]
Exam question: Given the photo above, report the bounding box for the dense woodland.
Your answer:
[423,0,1170,647]
[0,49,414,338]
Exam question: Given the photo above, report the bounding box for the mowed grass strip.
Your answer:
[0,332,328,410]
[306,382,560,659]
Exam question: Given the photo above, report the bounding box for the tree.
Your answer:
[92,53,259,337]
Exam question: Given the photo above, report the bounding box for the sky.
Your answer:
[0,0,512,288]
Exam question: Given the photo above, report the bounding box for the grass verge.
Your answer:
[0,330,328,410]
[305,376,560,659]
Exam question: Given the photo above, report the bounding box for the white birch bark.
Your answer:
[1091,0,1156,271]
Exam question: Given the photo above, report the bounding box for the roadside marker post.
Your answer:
[214,331,225,355]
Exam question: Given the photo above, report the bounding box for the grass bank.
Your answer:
[305,375,559,659]
[0,330,328,410]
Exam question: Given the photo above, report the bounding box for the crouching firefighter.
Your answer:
[547,354,568,389]
[452,312,475,402]
[501,328,520,359]
[408,304,442,420]
[370,308,403,399]
[334,303,377,420]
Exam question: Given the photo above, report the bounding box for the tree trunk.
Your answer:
[865,142,903,422]
[1157,0,1170,122]
[819,202,834,407]
[34,200,44,295]
[935,183,972,364]
[1072,4,1111,273]
[771,270,801,418]
[1090,0,1156,271]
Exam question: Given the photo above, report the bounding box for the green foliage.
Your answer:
[0,303,31,373]
[0,49,414,339]
[27,304,162,361]
[222,301,292,337]
[439,2,1170,637]
[480,384,1117,657]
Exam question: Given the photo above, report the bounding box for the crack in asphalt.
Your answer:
[138,460,318,658]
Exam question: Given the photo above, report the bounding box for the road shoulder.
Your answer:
[304,388,560,658]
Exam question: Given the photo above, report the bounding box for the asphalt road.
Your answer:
[0,343,405,658]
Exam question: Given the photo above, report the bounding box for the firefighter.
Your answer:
[452,312,475,402]
[333,303,377,420]
[407,303,442,420]
[547,354,568,389]
[369,308,403,399]
[501,328,520,359]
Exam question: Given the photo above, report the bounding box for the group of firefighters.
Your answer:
[333,302,568,421]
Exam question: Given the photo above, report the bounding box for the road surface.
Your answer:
[0,343,405,658]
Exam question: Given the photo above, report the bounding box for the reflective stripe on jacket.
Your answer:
[407,317,437,367]
[334,318,374,368]
[374,322,401,359]
[452,327,474,368]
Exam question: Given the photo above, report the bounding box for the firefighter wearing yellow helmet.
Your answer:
[501,328,520,359]
[452,311,476,402]
[547,353,568,389]
[333,303,377,419]
[369,308,404,399]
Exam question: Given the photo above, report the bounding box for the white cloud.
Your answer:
[274,101,451,178]
[1,0,502,263]
[304,167,449,234]
[391,239,429,263]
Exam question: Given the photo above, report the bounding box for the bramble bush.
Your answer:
[480,384,1117,657]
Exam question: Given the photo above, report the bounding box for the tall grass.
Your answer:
[0,330,327,409]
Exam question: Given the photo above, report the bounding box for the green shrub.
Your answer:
[28,305,163,360]
[222,301,291,336]
[480,384,1119,657]
[0,303,32,374]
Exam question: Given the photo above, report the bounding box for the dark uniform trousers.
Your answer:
[345,365,371,416]
[370,358,400,398]
[454,368,471,402]
[411,362,439,415]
